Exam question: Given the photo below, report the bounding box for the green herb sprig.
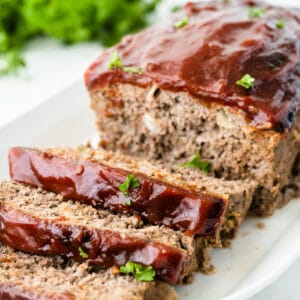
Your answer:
[236,74,255,89]
[109,52,143,75]
[79,246,88,259]
[120,261,156,282]
[174,16,189,29]
[119,174,140,196]
[0,0,160,76]
[276,19,285,29]
[123,66,143,75]
[125,199,132,206]
[249,7,266,18]
[108,52,123,69]
[180,153,210,174]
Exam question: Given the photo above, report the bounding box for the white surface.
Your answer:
[0,38,101,129]
[0,80,299,300]
[0,0,300,298]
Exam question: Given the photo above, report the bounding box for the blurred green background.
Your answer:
[0,0,160,75]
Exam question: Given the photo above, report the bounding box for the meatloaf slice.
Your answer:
[9,146,254,245]
[0,181,202,284]
[84,0,300,216]
[0,244,177,300]
[9,147,227,240]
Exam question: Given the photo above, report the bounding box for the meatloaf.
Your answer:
[0,181,208,283]
[84,0,300,216]
[9,146,254,245]
[0,244,177,300]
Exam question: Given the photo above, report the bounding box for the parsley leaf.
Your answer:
[108,52,143,75]
[78,246,88,259]
[180,153,210,174]
[120,261,156,282]
[276,19,285,29]
[249,7,265,18]
[123,66,143,75]
[109,51,123,69]
[120,261,135,274]
[236,74,255,89]
[119,174,140,196]
[174,16,189,29]
[135,265,156,282]
[125,199,132,206]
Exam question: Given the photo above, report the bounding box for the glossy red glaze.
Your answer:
[85,0,300,132]
[0,203,187,284]
[9,147,226,237]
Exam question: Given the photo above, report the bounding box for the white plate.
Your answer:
[0,81,299,300]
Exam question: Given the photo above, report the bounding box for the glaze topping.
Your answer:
[85,0,300,132]
[0,202,187,284]
[9,147,226,237]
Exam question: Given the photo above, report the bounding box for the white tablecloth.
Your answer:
[0,38,299,300]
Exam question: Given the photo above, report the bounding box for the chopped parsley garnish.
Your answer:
[180,153,210,174]
[236,74,255,89]
[276,19,285,29]
[119,174,140,196]
[120,261,135,274]
[123,66,143,75]
[120,261,156,282]
[125,199,132,206]
[108,52,143,75]
[109,51,123,69]
[79,246,88,259]
[249,7,265,18]
[174,16,189,29]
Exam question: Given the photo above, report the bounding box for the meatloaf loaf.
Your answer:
[9,146,254,245]
[84,0,300,216]
[0,244,176,300]
[0,181,210,283]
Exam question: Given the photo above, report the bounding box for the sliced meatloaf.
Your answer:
[0,244,177,300]
[0,181,204,284]
[9,146,254,245]
[84,0,300,216]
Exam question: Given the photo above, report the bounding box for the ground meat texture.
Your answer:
[88,84,299,217]
[0,181,204,284]
[85,0,300,216]
[9,147,255,246]
[0,244,177,300]
[9,147,227,238]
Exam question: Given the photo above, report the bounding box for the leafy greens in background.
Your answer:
[0,0,160,75]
